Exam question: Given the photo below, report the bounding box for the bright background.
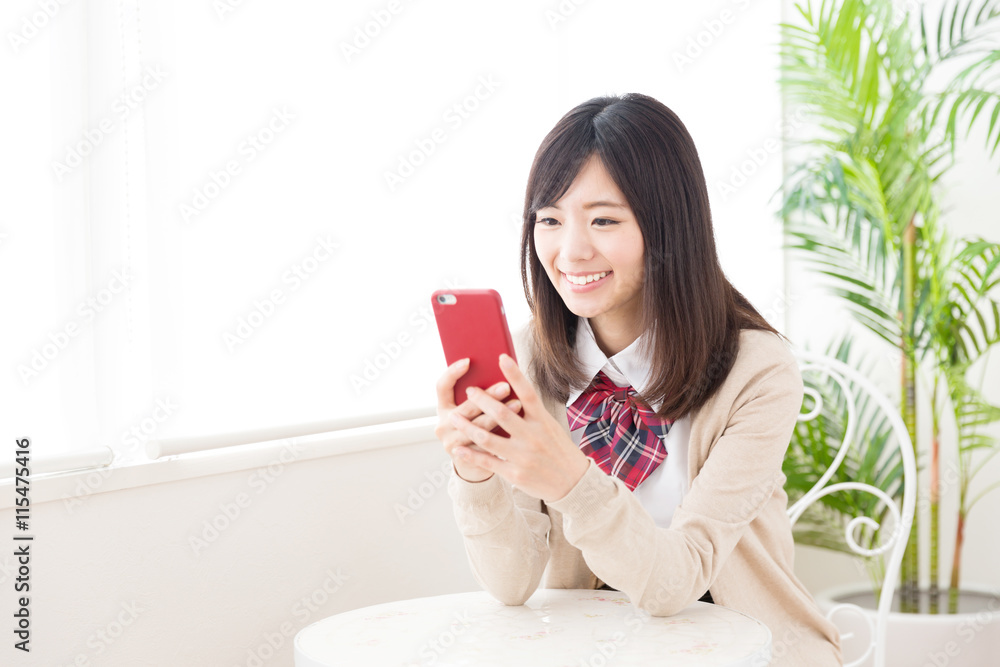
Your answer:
[0,1,998,665]
[3,0,789,460]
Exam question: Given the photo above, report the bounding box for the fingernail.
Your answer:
[508,400,521,411]
[490,383,510,396]
[499,354,513,368]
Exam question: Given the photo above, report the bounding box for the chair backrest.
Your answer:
[786,351,916,667]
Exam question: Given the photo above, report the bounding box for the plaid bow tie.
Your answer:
[566,371,673,491]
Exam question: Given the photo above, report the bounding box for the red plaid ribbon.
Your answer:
[567,371,673,491]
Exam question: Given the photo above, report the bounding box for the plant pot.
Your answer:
[814,583,1000,667]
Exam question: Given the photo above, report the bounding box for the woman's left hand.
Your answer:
[448,353,591,503]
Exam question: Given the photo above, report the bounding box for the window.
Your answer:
[4,0,786,465]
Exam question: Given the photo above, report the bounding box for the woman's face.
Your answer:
[533,154,645,343]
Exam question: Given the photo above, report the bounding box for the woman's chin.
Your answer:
[562,301,604,320]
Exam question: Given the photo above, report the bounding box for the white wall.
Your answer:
[0,428,476,666]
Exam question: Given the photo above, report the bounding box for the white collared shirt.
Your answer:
[566,317,691,529]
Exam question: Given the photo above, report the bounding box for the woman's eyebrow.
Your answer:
[539,200,627,211]
[582,200,627,209]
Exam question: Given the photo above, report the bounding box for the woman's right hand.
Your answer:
[435,358,521,483]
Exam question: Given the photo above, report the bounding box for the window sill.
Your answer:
[0,416,439,510]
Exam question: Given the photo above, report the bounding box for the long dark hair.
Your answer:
[519,93,787,420]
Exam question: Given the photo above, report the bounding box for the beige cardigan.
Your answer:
[446,320,842,666]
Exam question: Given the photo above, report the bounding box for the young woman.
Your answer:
[434,93,842,666]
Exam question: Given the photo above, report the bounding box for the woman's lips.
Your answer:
[562,270,612,292]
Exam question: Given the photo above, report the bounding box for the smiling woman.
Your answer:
[436,93,843,667]
[520,93,777,420]
[532,155,646,357]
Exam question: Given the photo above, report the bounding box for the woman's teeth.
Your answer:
[565,271,609,285]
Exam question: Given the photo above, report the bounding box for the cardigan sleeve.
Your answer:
[446,465,552,605]
[545,353,804,616]
[443,319,554,604]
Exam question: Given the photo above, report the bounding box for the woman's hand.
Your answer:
[448,353,590,503]
[435,358,522,483]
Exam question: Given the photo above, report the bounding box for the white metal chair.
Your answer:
[786,351,917,667]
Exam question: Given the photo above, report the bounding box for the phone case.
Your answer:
[432,288,523,437]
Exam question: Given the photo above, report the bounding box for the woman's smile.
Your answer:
[533,154,645,345]
[561,270,613,291]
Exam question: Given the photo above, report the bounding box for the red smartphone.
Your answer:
[432,288,524,437]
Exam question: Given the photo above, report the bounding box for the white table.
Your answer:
[295,588,771,666]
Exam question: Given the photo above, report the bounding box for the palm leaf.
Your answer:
[779,0,1000,596]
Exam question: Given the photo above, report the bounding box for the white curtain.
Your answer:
[3,0,786,464]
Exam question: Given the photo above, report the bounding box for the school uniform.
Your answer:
[566,317,692,530]
[566,317,716,602]
[447,319,842,666]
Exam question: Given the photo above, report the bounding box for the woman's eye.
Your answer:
[534,217,619,226]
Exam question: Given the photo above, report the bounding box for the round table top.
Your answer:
[295,588,772,666]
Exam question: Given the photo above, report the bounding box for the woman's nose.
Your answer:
[559,220,594,262]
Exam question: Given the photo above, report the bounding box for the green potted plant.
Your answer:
[776,0,1000,662]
